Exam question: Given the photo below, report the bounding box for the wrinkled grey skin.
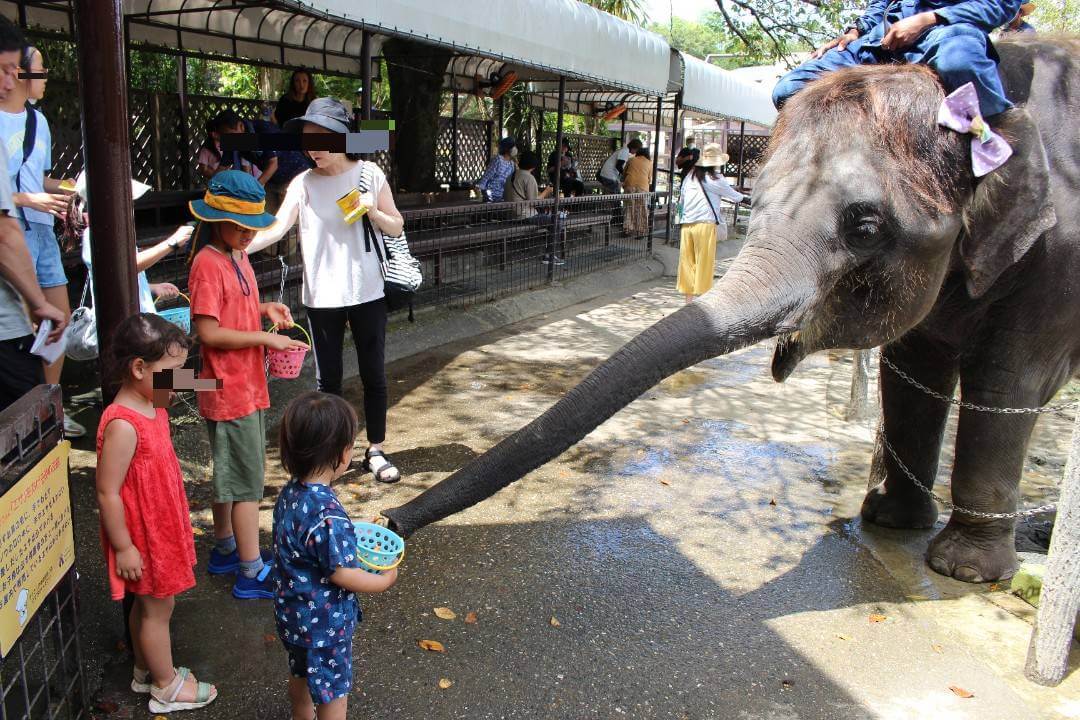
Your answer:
[383,36,1079,583]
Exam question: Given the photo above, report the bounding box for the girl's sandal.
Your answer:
[363,449,401,484]
[131,666,152,694]
[148,666,217,713]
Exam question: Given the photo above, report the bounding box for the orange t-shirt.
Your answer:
[188,246,269,421]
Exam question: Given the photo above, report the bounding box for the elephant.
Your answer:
[382,34,1079,584]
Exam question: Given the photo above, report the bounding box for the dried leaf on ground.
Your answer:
[989,583,1000,592]
[869,613,887,623]
[434,607,457,620]
[263,634,276,643]
[549,616,561,627]
[768,498,777,506]
[931,644,944,654]
[836,634,849,641]
[438,678,454,689]
[659,479,671,486]
[464,611,478,624]
[418,639,446,653]
[948,685,974,698]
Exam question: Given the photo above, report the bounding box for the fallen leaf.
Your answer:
[659,479,671,486]
[931,644,943,654]
[989,583,1000,592]
[948,685,974,699]
[780,678,794,689]
[191,526,205,536]
[869,613,887,623]
[464,611,478,624]
[418,639,446,653]
[438,678,454,689]
[836,634,849,641]
[768,498,777,506]
[549,616,561,627]
[434,607,457,621]
[263,634,276,643]
[155,716,169,720]
[682,418,690,424]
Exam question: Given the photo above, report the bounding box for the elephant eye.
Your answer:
[843,204,887,247]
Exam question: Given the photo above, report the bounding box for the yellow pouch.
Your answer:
[336,187,369,225]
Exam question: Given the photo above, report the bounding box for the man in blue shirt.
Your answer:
[773,1,1021,118]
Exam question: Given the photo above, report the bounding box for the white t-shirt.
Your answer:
[599,145,631,181]
[278,161,387,308]
[677,172,744,226]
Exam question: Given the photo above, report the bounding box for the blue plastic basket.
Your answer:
[155,292,191,334]
[353,522,405,575]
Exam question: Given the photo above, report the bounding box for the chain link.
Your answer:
[880,354,1078,415]
[880,434,1058,519]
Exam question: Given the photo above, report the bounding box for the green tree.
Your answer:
[708,0,862,64]
[582,0,647,24]
[1030,0,1080,32]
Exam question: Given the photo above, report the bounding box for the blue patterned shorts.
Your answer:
[283,641,353,705]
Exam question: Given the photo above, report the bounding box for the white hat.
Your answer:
[699,143,730,168]
[74,171,152,202]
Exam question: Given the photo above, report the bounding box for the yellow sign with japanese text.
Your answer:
[0,441,74,657]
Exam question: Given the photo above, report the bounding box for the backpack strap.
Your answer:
[14,102,37,230]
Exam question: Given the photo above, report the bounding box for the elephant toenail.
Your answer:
[953,565,984,583]
[927,555,951,576]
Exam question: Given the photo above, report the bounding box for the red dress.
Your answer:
[96,404,197,600]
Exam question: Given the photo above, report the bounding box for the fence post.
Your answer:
[151,93,162,191]
[647,95,662,253]
[451,89,459,189]
[178,55,191,190]
[736,121,746,190]
[548,76,566,284]
[1024,408,1080,686]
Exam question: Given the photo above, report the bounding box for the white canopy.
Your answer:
[678,52,777,127]
[1,0,668,94]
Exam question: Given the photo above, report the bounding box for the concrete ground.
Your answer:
[66,253,1078,719]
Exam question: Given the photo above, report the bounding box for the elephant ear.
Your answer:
[959,108,1056,298]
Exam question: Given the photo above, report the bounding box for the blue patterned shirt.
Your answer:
[476,155,516,201]
[273,480,363,648]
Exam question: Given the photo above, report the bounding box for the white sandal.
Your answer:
[131,666,152,694]
[148,666,217,713]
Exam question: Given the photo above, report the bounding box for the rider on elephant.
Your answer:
[773,1,1021,126]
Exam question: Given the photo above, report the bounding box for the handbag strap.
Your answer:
[79,273,92,308]
[698,175,721,225]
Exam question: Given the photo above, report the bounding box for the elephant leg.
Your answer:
[925,391,1037,583]
[861,334,957,529]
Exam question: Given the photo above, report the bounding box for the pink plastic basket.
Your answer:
[266,323,311,380]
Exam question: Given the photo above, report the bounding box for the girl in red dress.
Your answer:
[96,313,217,713]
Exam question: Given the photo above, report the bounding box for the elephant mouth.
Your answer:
[771,332,809,382]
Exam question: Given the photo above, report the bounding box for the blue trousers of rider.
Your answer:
[772,21,1013,117]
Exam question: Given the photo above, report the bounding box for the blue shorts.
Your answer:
[284,641,353,705]
[24,221,67,289]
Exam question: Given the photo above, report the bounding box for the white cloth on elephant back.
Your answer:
[677,172,744,226]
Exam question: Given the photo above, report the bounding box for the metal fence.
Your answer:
[0,386,89,720]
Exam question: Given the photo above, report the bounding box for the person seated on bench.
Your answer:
[772,0,1032,172]
[475,136,517,202]
[547,138,585,197]
[506,151,564,265]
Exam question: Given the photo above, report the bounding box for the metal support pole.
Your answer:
[736,120,746,190]
[665,91,681,245]
[451,89,459,189]
[360,31,372,121]
[76,0,138,405]
[648,95,662,253]
[177,54,191,189]
[497,95,505,139]
[619,112,626,146]
[548,76,566,283]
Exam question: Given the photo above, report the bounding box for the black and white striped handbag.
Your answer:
[358,163,423,320]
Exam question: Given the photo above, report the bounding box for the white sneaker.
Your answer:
[63,415,87,438]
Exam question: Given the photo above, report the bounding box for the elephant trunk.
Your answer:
[381,261,804,537]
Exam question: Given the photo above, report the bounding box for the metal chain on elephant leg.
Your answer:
[880,355,1078,416]
[880,434,1058,520]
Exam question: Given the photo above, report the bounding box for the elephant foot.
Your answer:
[926,518,1018,583]
[860,482,938,529]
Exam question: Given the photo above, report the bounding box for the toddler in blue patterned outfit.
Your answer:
[272,392,398,720]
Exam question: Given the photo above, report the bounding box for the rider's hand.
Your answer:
[811,28,860,59]
[881,12,937,51]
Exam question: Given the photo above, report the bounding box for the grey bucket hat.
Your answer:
[283,97,351,134]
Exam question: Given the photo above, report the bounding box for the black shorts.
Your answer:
[0,335,44,413]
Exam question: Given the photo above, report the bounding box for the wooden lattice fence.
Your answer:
[435,117,493,186]
[540,132,618,180]
[722,134,770,184]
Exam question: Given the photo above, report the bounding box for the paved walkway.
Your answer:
[68,279,1077,719]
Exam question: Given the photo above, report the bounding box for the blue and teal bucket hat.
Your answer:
[189,170,277,230]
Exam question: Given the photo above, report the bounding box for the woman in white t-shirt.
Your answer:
[249,98,405,483]
[675,143,745,303]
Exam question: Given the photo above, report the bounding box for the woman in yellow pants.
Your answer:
[674,144,745,303]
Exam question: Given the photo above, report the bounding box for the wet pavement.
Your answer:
[65,278,1078,719]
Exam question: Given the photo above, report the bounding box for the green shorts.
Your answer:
[206,409,266,503]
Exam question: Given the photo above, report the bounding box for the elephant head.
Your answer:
[382,62,1057,538]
